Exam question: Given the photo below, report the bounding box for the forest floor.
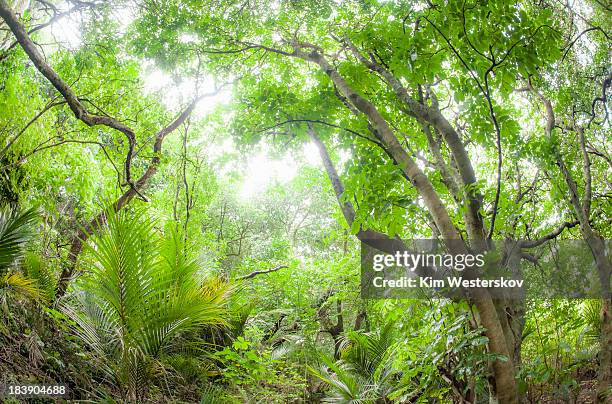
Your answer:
[535,380,599,404]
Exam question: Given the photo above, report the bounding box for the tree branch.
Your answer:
[238,265,288,280]
[291,43,463,244]
[0,1,97,61]
[0,99,66,159]
[562,26,610,62]
[258,118,383,147]
[520,221,579,248]
[55,95,206,298]
[343,35,485,245]
[0,0,138,190]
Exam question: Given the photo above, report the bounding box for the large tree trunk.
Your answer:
[470,289,519,403]
[589,236,612,403]
[598,297,612,402]
[308,126,519,403]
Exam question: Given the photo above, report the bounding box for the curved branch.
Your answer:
[0,0,137,189]
[55,96,205,298]
[238,265,288,280]
[259,119,383,147]
[11,138,123,187]
[0,1,97,61]
[520,221,579,248]
[562,26,610,62]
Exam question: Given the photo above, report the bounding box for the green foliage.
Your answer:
[519,299,601,401]
[212,335,308,402]
[0,205,47,303]
[0,0,610,401]
[309,322,409,403]
[0,205,37,273]
[62,209,233,400]
[213,337,271,385]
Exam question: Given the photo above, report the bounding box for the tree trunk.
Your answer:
[308,126,519,403]
[528,83,611,402]
[472,289,519,403]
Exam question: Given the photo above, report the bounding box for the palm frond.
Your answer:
[579,299,603,344]
[341,321,397,377]
[23,252,56,301]
[308,354,376,403]
[0,205,37,273]
[199,383,229,404]
[63,209,233,399]
[1,271,44,301]
[312,321,402,403]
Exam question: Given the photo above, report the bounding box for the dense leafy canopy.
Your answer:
[0,0,610,402]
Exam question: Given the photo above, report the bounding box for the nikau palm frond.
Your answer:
[0,205,37,273]
[63,210,233,400]
[23,252,57,301]
[309,322,403,403]
[0,272,44,302]
[0,205,46,304]
[580,299,603,344]
[308,355,377,403]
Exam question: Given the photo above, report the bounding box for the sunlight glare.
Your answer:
[302,141,321,166]
[143,67,232,117]
[239,148,298,199]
